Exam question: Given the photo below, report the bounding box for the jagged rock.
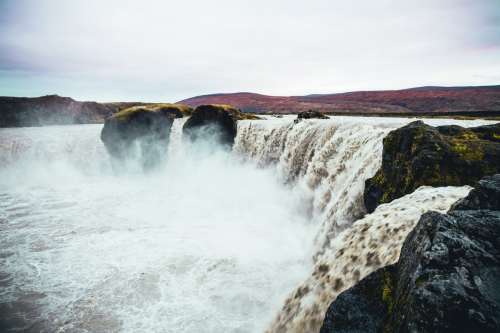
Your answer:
[364,121,500,213]
[297,110,329,120]
[101,106,177,170]
[322,175,500,333]
[451,174,500,211]
[183,104,258,147]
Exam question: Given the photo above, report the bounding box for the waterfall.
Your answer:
[235,117,392,254]
[0,116,493,333]
[233,116,490,332]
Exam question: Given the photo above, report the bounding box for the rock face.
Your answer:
[183,104,258,147]
[297,110,329,119]
[322,174,500,333]
[364,121,500,213]
[101,106,178,170]
[0,95,116,127]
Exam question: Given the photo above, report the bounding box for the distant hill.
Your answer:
[0,95,155,128]
[178,85,500,115]
[2,85,500,127]
[0,95,118,127]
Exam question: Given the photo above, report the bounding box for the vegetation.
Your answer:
[364,121,500,212]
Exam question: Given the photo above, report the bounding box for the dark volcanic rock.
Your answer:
[322,175,500,333]
[297,110,329,119]
[0,95,116,127]
[364,120,500,213]
[101,106,176,170]
[451,174,500,211]
[320,265,396,333]
[183,104,257,147]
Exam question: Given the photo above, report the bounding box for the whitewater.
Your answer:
[0,116,493,332]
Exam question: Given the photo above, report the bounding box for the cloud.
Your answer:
[0,0,499,101]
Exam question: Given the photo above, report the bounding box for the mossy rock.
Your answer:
[101,106,175,170]
[113,103,192,120]
[364,121,500,212]
[183,104,259,147]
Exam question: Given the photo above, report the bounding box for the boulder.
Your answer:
[183,104,258,147]
[364,121,500,213]
[101,106,177,170]
[297,110,329,120]
[322,175,500,333]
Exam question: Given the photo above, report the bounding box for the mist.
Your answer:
[0,120,315,332]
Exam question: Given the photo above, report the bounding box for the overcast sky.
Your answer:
[0,0,499,102]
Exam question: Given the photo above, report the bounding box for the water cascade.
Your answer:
[0,116,493,332]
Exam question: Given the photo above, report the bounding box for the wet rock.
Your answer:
[297,110,329,120]
[451,174,500,211]
[364,121,500,213]
[322,175,500,333]
[183,104,258,147]
[320,265,396,333]
[101,106,177,170]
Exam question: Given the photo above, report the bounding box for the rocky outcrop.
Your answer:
[101,106,179,170]
[322,174,500,333]
[183,104,258,147]
[0,95,116,127]
[364,121,500,213]
[297,110,329,119]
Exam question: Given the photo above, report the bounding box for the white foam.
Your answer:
[0,121,314,333]
[0,116,493,332]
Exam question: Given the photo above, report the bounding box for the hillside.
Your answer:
[179,85,500,115]
[0,95,117,127]
[0,96,162,128]
[2,85,500,127]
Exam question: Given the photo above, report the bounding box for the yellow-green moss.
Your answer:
[112,103,192,121]
[449,139,484,160]
[382,270,394,314]
[112,106,152,121]
[380,270,395,333]
[455,131,479,140]
[150,103,192,116]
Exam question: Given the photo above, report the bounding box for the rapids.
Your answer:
[0,116,494,332]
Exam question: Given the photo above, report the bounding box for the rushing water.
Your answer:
[0,116,494,332]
